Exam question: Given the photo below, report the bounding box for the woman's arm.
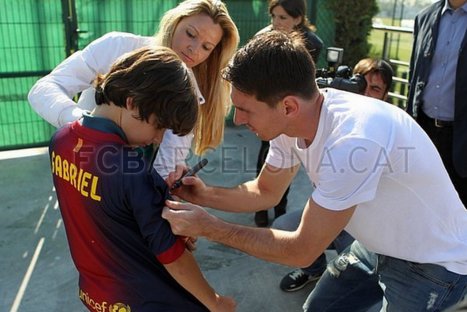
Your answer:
[154,130,194,179]
[28,49,99,127]
[28,32,153,127]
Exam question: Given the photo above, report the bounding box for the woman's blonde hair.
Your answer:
[155,0,239,154]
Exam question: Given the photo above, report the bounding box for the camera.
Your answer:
[315,47,367,95]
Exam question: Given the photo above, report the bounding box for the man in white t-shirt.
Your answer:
[162,31,467,310]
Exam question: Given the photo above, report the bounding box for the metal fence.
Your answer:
[0,0,335,151]
[372,24,414,109]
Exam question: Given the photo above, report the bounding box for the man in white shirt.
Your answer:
[162,31,467,310]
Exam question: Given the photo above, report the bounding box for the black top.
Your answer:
[256,25,324,63]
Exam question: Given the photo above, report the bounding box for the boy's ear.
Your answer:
[125,97,134,110]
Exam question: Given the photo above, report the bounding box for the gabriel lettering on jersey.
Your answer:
[49,115,208,312]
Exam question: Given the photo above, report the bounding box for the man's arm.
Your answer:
[164,249,235,311]
[170,163,300,213]
[163,198,355,268]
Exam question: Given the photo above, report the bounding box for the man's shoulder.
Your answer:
[323,88,374,106]
[416,1,443,20]
[302,28,323,46]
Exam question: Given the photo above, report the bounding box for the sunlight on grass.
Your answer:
[369,29,413,62]
[368,18,414,109]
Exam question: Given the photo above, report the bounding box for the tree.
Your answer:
[327,0,379,67]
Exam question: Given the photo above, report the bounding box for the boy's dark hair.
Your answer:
[222,30,318,107]
[94,47,198,136]
[353,58,394,93]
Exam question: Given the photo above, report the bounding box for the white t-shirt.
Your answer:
[266,88,467,274]
[28,31,203,178]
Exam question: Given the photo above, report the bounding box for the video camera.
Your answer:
[316,47,367,94]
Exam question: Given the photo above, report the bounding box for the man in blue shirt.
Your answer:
[407,0,467,207]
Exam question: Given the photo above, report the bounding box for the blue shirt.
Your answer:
[422,0,467,121]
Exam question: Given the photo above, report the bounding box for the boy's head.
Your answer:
[94,47,198,137]
[223,30,318,108]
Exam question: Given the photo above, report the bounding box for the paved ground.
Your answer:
[0,125,313,312]
[0,125,378,312]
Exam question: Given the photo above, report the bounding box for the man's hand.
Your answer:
[166,164,188,188]
[162,200,216,238]
[166,164,208,204]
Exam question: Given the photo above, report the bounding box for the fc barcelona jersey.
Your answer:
[49,114,207,312]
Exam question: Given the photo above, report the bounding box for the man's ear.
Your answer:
[283,95,299,117]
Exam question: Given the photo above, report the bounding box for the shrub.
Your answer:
[326,0,379,67]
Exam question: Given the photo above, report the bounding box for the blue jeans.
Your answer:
[304,241,467,311]
[376,255,467,311]
[303,240,382,311]
[272,210,354,276]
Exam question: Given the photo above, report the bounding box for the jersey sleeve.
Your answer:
[312,138,386,210]
[125,168,185,264]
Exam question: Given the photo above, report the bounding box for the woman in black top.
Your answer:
[256,0,323,63]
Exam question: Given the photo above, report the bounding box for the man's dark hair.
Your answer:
[353,58,394,93]
[94,47,198,136]
[223,30,318,107]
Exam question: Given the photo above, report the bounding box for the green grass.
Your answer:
[367,17,414,108]
[368,18,413,108]
[369,17,413,62]
[369,29,413,63]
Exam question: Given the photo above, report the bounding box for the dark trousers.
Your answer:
[417,111,467,208]
[256,140,289,213]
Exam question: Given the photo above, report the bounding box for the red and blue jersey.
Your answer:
[49,114,208,311]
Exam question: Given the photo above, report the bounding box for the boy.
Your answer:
[49,47,234,311]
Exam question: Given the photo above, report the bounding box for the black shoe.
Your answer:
[254,210,269,227]
[279,269,321,292]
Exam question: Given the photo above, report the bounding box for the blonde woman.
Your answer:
[29,0,239,178]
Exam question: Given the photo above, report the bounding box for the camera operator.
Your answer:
[353,58,393,101]
[272,58,393,312]
[315,57,393,101]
